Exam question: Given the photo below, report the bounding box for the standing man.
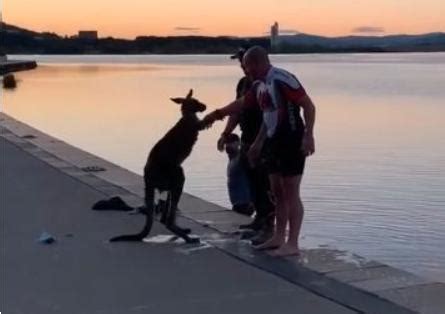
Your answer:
[204,46,316,257]
[218,48,275,245]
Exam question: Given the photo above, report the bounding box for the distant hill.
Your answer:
[277,32,445,52]
[1,22,444,54]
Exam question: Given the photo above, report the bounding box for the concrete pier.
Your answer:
[0,59,37,75]
[1,112,444,313]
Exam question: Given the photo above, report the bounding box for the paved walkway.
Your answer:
[1,137,358,314]
[3,113,442,313]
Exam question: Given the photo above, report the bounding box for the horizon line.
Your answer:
[2,21,444,40]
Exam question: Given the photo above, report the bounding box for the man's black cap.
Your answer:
[230,48,247,61]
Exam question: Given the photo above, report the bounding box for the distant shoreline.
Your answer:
[3,22,444,55]
[6,50,445,57]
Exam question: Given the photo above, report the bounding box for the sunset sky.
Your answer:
[3,0,445,38]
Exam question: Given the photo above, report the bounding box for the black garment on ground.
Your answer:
[92,196,134,211]
[235,76,274,220]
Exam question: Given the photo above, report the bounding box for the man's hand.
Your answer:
[247,142,262,167]
[217,135,226,152]
[247,123,267,167]
[301,133,315,156]
[200,115,215,129]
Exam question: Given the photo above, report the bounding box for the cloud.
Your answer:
[263,28,300,35]
[263,29,300,35]
[353,26,385,34]
[280,29,300,35]
[174,26,201,32]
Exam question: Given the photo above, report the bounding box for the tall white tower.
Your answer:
[270,22,279,50]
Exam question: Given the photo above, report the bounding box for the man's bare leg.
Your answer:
[254,174,287,249]
[269,175,303,257]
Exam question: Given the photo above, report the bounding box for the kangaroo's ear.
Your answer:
[170,97,185,104]
[186,89,193,99]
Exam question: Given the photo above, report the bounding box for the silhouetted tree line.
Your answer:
[3,23,444,54]
[2,23,269,54]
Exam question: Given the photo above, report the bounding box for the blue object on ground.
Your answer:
[37,231,56,244]
[227,155,251,206]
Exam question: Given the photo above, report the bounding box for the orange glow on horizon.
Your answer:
[4,0,445,39]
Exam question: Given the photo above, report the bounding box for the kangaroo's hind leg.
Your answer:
[138,181,156,238]
[168,167,191,234]
[165,167,199,243]
[108,183,155,242]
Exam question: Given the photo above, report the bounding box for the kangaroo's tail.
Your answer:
[109,206,154,242]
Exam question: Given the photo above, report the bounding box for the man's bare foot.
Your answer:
[268,243,300,257]
[253,236,284,250]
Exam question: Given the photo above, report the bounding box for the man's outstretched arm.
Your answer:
[217,113,240,151]
[202,97,245,127]
[222,113,241,135]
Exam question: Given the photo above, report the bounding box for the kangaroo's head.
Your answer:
[170,89,207,116]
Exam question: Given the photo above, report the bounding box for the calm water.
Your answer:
[2,53,445,282]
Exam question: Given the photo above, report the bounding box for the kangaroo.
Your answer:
[110,89,208,244]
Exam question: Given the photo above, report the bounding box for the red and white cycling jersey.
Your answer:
[244,66,307,137]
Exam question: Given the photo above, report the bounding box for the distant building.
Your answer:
[78,30,98,40]
[270,22,280,50]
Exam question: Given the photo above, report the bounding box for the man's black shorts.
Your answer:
[265,131,306,177]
